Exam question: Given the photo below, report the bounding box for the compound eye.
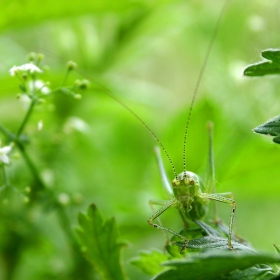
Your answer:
[172,178,179,186]
[189,178,195,185]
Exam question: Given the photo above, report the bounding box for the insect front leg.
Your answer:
[147,198,189,252]
[149,199,171,244]
[199,192,236,250]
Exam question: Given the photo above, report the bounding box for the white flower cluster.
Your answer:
[9,63,42,76]
[9,63,50,96]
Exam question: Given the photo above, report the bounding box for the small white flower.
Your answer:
[28,80,51,95]
[0,144,12,164]
[9,63,43,76]
[9,66,19,76]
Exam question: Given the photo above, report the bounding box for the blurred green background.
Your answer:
[0,0,280,279]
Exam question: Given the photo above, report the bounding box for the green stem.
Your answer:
[0,124,14,141]
[16,99,36,139]
[12,97,45,192]
[15,141,45,192]
[61,69,70,87]
[0,110,45,193]
[2,165,9,186]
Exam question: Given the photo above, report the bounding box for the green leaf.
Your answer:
[75,204,127,280]
[195,220,223,238]
[243,49,280,76]
[174,236,255,253]
[253,115,280,144]
[172,221,252,253]
[152,252,280,280]
[228,264,277,280]
[197,220,250,246]
[131,250,169,276]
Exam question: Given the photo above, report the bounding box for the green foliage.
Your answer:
[243,49,280,77]
[174,235,253,253]
[244,49,280,144]
[253,116,280,144]
[167,220,253,253]
[151,252,279,280]
[132,210,278,279]
[130,250,169,276]
[1,1,280,280]
[77,204,280,280]
[150,220,280,279]
[0,53,94,280]
[76,204,127,280]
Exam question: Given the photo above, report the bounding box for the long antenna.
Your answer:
[98,86,178,177]
[36,0,231,178]
[182,0,231,172]
[35,48,178,176]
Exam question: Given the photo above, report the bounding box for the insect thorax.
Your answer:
[172,171,208,220]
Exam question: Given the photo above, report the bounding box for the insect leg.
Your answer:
[147,198,189,251]
[149,199,171,243]
[199,192,236,249]
[215,192,234,199]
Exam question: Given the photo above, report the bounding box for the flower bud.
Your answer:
[67,61,77,70]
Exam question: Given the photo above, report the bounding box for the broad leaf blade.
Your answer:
[173,221,252,253]
[253,115,280,144]
[262,49,280,62]
[174,236,254,253]
[243,49,280,76]
[76,204,127,280]
[152,252,280,280]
